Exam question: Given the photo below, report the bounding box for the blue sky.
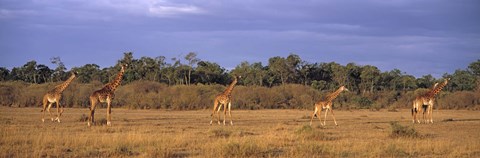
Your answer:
[0,0,479,78]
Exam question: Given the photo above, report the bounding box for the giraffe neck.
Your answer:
[426,79,448,98]
[326,87,344,102]
[54,73,76,93]
[105,66,125,92]
[223,77,238,96]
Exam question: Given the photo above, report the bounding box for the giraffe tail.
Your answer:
[411,107,417,116]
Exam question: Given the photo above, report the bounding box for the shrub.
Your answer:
[210,128,232,138]
[295,125,337,141]
[293,143,331,157]
[389,121,418,138]
[222,141,262,157]
[114,143,138,156]
[383,144,409,157]
[78,114,88,122]
[439,91,479,110]
[295,125,313,134]
[354,96,373,109]
[1,81,478,110]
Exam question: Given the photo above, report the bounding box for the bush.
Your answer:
[352,96,373,109]
[210,129,232,138]
[389,121,418,138]
[222,141,263,157]
[438,91,479,110]
[383,144,409,157]
[0,81,478,110]
[295,125,337,141]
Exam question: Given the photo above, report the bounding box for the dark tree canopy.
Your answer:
[1,53,477,92]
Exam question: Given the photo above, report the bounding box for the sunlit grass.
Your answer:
[1,107,479,157]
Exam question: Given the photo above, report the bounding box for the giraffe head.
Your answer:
[432,83,439,89]
[72,71,78,76]
[340,86,349,92]
[120,63,128,70]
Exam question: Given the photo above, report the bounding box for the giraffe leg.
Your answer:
[422,105,427,124]
[42,96,48,122]
[228,102,233,126]
[429,103,434,124]
[210,100,218,125]
[323,108,329,126]
[60,100,64,117]
[330,109,338,126]
[55,101,61,123]
[310,107,317,126]
[412,102,416,124]
[58,95,63,118]
[47,102,54,121]
[88,97,97,127]
[223,103,227,126]
[317,108,323,126]
[107,98,112,126]
[216,104,222,125]
[417,106,421,124]
[412,108,418,124]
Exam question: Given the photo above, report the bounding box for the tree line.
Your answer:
[1,52,479,93]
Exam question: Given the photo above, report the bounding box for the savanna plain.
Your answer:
[1,107,480,157]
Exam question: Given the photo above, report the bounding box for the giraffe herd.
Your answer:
[40,64,450,127]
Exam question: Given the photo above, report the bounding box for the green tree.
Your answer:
[138,56,159,81]
[400,74,416,91]
[450,69,476,91]
[195,61,227,84]
[251,62,266,86]
[387,69,402,91]
[360,65,380,93]
[185,52,200,85]
[346,63,361,93]
[286,53,301,83]
[163,57,183,85]
[9,67,22,81]
[22,60,38,83]
[416,74,435,88]
[50,57,67,82]
[0,67,9,81]
[467,59,480,91]
[231,61,251,85]
[72,64,101,83]
[468,59,480,76]
[298,61,312,86]
[268,56,288,85]
[330,62,347,87]
[118,52,139,83]
[36,64,53,83]
[155,56,167,82]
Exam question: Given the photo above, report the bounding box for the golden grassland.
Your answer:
[1,107,480,157]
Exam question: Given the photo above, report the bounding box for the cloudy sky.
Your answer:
[0,0,479,78]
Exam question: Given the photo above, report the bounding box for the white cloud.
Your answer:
[29,0,205,18]
[84,0,205,17]
[148,3,205,17]
[0,9,37,19]
[318,23,362,31]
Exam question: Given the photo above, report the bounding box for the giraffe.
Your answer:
[210,75,241,126]
[412,78,449,124]
[88,64,126,126]
[41,72,77,123]
[310,86,349,126]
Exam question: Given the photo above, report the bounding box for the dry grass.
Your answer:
[1,107,480,157]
